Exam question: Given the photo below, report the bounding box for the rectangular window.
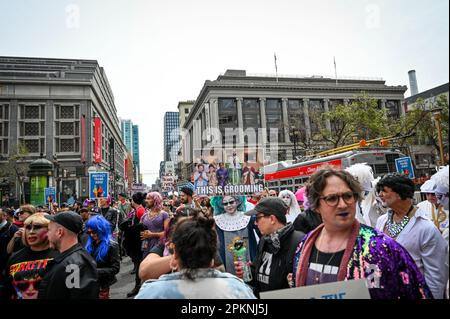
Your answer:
[309,99,324,137]
[242,99,260,145]
[266,99,284,143]
[218,98,238,146]
[287,99,305,143]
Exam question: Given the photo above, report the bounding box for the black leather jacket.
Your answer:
[38,243,99,299]
[101,207,123,233]
[92,240,120,289]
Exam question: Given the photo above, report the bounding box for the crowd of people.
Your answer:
[0,164,448,300]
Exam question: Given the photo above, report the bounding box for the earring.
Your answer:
[169,257,178,273]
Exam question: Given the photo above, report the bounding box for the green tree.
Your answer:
[0,142,29,205]
[397,94,449,159]
[318,93,389,148]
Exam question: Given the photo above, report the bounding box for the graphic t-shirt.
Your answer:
[3,247,59,299]
[306,246,345,286]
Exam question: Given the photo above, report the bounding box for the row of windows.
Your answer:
[216,98,401,146]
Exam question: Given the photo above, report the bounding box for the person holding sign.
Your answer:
[293,168,433,299]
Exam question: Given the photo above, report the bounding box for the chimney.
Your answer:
[408,70,419,96]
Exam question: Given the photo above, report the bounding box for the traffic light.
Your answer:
[359,139,368,147]
[380,139,389,147]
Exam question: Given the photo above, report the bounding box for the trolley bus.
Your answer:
[264,148,407,193]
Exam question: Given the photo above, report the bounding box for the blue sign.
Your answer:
[89,172,109,199]
[395,157,415,179]
[44,187,56,204]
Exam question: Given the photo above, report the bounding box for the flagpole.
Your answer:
[334,56,338,86]
[274,52,278,82]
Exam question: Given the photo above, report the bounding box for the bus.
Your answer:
[263,148,407,193]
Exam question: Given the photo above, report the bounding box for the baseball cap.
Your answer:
[45,211,83,234]
[245,197,288,224]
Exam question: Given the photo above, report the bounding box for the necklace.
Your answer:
[386,205,414,238]
[312,232,345,284]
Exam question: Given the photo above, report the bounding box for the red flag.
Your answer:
[94,117,102,163]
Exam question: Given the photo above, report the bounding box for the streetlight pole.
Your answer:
[432,108,445,166]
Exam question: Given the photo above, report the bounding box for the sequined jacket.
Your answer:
[293,221,433,299]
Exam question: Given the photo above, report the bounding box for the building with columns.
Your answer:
[0,56,127,203]
[181,69,407,178]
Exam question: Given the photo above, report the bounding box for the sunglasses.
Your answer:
[14,279,41,291]
[18,210,31,215]
[222,200,236,206]
[86,230,97,235]
[320,191,357,207]
[255,214,269,222]
[25,224,47,231]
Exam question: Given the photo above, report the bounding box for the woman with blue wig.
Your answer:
[85,215,120,299]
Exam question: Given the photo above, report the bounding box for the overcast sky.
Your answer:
[1,0,449,184]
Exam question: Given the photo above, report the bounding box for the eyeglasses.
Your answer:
[320,191,357,207]
[255,214,269,222]
[222,200,236,206]
[25,224,46,231]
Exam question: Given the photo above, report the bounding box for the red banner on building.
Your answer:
[94,117,102,163]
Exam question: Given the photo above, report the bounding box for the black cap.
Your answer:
[245,197,288,224]
[45,211,83,234]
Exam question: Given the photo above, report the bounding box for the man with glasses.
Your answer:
[235,197,305,297]
[6,205,36,255]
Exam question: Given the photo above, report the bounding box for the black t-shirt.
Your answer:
[2,247,59,299]
[306,246,345,286]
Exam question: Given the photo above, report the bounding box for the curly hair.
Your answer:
[306,167,363,211]
[85,215,112,263]
[376,173,415,200]
[172,215,217,280]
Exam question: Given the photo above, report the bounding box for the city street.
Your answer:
[110,257,136,299]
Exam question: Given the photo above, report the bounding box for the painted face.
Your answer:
[316,176,357,232]
[46,221,61,251]
[24,223,49,248]
[377,186,401,208]
[222,196,238,215]
[281,194,292,207]
[436,193,449,209]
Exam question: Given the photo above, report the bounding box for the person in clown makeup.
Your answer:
[2,213,59,299]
